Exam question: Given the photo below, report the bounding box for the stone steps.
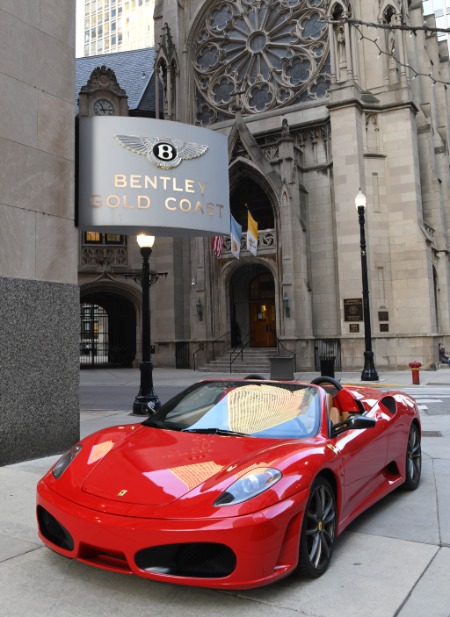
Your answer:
[197,348,276,373]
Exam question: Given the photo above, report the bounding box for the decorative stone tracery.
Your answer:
[192,0,330,124]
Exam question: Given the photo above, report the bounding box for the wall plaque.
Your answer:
[344,298,363,322]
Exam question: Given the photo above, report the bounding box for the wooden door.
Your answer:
[251,302,276,347]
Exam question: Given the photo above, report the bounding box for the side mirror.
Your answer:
[332,414,376,437]
[145,401,160,415]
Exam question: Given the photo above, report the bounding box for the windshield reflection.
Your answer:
[144,381,321,439]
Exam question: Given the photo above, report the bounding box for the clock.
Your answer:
[93,98,115,116]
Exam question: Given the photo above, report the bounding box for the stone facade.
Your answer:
[149,0,450,371]
[77,0,450,374]
[0,2,79,465]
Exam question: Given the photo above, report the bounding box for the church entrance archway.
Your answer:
[80,292,136,368]
[229,264,276,348]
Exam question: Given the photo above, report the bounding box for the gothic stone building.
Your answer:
[78,0,450,373]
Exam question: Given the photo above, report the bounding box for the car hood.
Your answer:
[80,426,287,506]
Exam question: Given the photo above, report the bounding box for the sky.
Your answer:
[76,0,84,57]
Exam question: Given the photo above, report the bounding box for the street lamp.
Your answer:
[133,234,160,415]
[355,189,379,381]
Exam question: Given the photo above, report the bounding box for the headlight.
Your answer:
[52,444,82,479]
[214,468,282,506]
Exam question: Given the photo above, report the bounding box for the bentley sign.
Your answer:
[78,117,230,236]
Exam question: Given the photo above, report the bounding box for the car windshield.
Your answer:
[143,380,321,439]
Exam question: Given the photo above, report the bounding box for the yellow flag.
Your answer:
[247,211,258,256]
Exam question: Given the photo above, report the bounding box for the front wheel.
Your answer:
[403,423,421,491]
[297,477,336,578]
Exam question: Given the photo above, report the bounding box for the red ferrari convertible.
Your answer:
[37,376,421,590]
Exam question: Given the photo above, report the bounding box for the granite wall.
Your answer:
[0,278,80,465]
[0,2,79,465]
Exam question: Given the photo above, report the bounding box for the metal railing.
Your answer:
[193,332,297,373]
[193,331,231,370]
[229,332,250,372]
[274,335,296,364]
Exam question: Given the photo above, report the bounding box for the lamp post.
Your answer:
[355,189,379,381]
[133,234,161,415]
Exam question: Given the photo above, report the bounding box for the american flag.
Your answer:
[212,236,224,258]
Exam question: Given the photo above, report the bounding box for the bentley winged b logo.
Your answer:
[114,134,208,170]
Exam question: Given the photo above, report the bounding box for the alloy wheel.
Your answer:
[297,477,336,578]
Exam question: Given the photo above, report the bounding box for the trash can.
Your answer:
[320,356,335,378]
[270,356,295,380]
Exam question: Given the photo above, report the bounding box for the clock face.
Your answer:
[93,98,115,116]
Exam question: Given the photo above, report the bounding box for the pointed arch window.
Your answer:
[231,177,274,231]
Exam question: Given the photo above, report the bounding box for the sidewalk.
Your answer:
[1,368,450,617]
[79,364,450,388]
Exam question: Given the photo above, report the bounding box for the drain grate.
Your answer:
[422,430,442,437]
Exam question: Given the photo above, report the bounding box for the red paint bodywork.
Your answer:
[36,380,420,589]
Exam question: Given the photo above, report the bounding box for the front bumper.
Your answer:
[37,479,307,590]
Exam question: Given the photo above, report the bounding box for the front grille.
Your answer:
[135,542,236,578]
[79,544,132,573]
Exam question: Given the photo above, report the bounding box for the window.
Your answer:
[84,232,101,244]
[83,232,126,245]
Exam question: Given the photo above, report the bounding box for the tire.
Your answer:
[403,423,421,491]
[297,477,336,578]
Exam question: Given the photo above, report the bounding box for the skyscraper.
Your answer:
[77,0,155,57]
[423,0,450,49]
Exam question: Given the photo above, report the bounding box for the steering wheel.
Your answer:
[310,376,343,391]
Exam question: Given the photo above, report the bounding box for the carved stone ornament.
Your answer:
[193,0,330,125]
[80,65,127,97]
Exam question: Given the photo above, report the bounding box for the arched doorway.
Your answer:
[230,264,276,348]
[80,292,136,368]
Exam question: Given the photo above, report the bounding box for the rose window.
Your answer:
[193,0,330,125]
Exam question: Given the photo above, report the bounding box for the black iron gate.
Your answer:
[176,342,190,368]
[80,303,109,368]
[80,295,136,368]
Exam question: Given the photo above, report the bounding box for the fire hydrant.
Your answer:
[409,361,422,385]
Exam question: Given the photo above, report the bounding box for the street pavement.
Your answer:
[1,367,450,617]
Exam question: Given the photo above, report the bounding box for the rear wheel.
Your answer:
[403,423,421,491]
[297,477,336,578]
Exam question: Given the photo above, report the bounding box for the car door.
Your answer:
[333,403,391,523]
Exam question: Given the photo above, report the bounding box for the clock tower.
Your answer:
[78,65,129,117]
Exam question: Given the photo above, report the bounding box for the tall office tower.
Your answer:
[423,0,450,48]
[79,0,155,57]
